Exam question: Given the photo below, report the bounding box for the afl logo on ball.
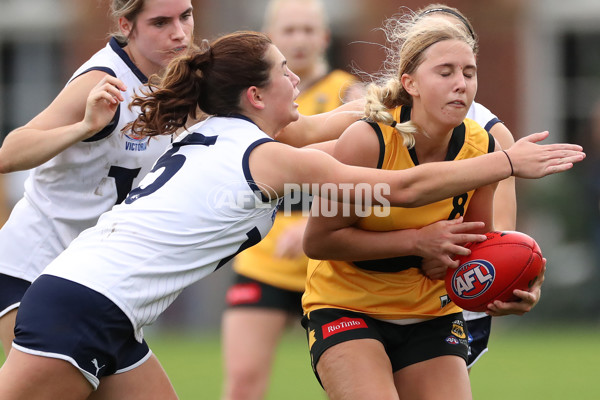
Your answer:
[450,259,495,299]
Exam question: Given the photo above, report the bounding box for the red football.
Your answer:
[445,231,543,312]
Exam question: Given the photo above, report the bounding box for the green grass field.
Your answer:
[2,321,599,399]
[150,321,600,399]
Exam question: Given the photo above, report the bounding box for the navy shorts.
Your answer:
[0,273,31,317]
[302,308,468,385]
[465,315,492,368]
[225,273,303,316]
[13,275,151,390]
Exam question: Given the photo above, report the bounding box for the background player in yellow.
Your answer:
[221,1,362,399]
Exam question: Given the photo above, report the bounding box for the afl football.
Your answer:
[445,231,543,312]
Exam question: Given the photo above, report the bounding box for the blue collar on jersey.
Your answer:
[109,37,148,84]
[217,113,258,127]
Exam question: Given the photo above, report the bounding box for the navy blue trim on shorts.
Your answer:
[13,275,150,389]
[465,314,492,368]
[0,273,31,317]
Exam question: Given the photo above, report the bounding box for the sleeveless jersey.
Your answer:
[0,38,171,282]
[42,115,279,341]
[233,69,358,292]
[302,105,495,321]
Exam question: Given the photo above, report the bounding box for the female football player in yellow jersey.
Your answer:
[221,1,361,399]
[412,4,544,373]
[300,12,528,400]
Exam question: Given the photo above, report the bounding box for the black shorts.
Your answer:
[225,273,303,316]
[0,273,31,317]
[13,275,151,390]
[466,315,492,368]
[301,308,468,384]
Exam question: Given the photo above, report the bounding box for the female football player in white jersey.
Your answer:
[221,2,362,399]
[0,0,194,359]
[0,30,583,399]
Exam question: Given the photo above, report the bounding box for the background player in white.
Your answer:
[0,30,583,400]
[0,0,194,359]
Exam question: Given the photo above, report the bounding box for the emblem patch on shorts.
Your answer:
[322,317,367,339]
[445,336,460,345]
[445,319,468,346]
[451,320,467,339]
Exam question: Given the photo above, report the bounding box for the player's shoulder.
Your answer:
[467,102,502,132]
[70,38,144,86]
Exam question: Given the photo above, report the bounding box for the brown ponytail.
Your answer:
[128,31,273,137]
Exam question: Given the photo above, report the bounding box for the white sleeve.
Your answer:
[466,102,502,132]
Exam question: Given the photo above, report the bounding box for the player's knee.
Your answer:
[225,366,269,400]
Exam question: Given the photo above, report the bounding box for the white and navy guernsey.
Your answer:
[466,102,502,133]
[0,38,171,283]
[43,115,280,341]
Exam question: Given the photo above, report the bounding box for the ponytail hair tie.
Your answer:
[390,120,397,128]
[199,38,210,53]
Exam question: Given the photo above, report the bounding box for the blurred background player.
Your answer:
[0,0,194,360]
[221,1,362,399]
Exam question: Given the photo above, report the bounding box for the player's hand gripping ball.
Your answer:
[445,231,543,312]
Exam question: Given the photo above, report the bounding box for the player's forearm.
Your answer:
[387,151,511,208]
[304,225,418,261]
[0,122,91,173]
[277,100,363,147]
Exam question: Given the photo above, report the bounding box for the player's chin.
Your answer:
[444,107,468,124]
[449,113,468,127]
[289,107,300,121]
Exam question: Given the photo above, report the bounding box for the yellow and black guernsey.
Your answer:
[295,70,357,115]
[234,70,358,292]
[302,105,495,320]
